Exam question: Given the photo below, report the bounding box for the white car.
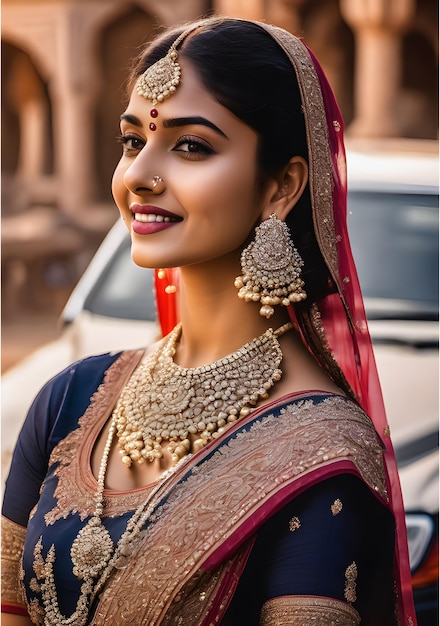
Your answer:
[2,139,438,621]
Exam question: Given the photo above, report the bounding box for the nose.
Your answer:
[122,148,164,196]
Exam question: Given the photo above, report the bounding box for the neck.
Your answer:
[174,257,291,368]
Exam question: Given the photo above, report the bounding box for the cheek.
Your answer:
[111,161,126,209]
[179,157,260,219]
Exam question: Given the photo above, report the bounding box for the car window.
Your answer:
[83,236,157,321]
[348,190,439,320]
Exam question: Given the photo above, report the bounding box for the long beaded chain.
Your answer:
[40,415,187,626]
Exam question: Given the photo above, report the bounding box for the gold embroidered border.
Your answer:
[45,350,146,525]
[260,595,361,625]
[92,396,387,625]
[1,515,27,608]
[153,542,250,626]
[259,24,338,285]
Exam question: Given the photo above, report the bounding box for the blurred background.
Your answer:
[1,0,438,370]
[2,1,439,622]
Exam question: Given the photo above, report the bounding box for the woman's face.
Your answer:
[112,58,269,270]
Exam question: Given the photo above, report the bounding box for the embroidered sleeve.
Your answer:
[223,473,396,624]
[260,595,361,625]
[1,515,28,613]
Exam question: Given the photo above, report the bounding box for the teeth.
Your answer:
[134,213,172,223]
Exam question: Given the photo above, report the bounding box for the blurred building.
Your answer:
[2,0,438,317]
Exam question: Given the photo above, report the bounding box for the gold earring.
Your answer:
[157,268,176,294]
[235,213,307,318]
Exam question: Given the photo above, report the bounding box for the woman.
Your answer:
[1,17,416,625]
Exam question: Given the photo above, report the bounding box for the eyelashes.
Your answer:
[116,132,216,160]
[173,135,216,158]
[116,133,145,153]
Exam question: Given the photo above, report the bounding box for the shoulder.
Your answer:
[261,393,388,501]
[37,349,139,399]
[278,392,377,434]
[20,350,136,451]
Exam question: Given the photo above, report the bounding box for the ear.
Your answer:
[260,156,308,222]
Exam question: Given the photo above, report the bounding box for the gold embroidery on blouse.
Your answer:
[44,350,146,525]
[331,498,343,515]
[289,516,301,532]
[92,396,387,624]
[28,597,45,625]
[260,595,361,625]
[1,516,27,608]
[344,561,358,603]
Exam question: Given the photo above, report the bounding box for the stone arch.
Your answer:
[1,40,54,210]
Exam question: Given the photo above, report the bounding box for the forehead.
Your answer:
[125,58,256,140]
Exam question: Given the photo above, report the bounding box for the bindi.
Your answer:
[149,108,158,131]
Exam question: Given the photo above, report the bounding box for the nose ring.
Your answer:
[152,176,166,195]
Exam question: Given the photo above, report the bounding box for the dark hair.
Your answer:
[129,18,332,303]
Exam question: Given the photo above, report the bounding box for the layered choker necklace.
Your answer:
[113,321,293,467]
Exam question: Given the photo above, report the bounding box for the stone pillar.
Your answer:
[48,10,103,230]
[267,0,306,36]
[213,0,304,31]
[213,0,266,20]
[8,53,47,179]
[340,0,416,137]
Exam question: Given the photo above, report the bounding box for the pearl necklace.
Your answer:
[113,322,293,466]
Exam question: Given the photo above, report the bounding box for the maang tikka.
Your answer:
[136,25,200,104]
[235,213,307,318]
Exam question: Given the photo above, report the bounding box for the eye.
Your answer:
[173,135,215,160]
[116,133,145,154]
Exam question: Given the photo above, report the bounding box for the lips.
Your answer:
[130,205,182,235]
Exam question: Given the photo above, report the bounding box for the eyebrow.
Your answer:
[120,113,143,126]
[163,117,228,138]
[120,113,228,138]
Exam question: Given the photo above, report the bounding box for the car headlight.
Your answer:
[406,513,435,572]
[406,513,439,592]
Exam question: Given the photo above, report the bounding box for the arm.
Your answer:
[1,368,75,623]
[1,614,33,626]
[1,515,29,621]
[223,474,396,625]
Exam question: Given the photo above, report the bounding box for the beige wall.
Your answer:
[2,0,438,317]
